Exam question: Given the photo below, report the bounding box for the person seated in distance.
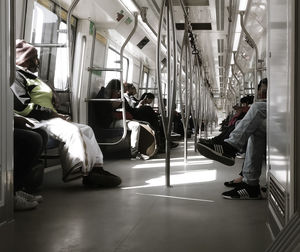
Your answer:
[197,78,268,200]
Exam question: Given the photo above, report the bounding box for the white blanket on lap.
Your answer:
[40,118,103,181]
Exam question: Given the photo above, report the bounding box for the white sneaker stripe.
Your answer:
[237,189,249,198]
[214,144,224,154]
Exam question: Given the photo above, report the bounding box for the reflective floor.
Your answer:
[9,134,272,252]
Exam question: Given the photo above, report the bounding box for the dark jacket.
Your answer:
[11,69,56,120]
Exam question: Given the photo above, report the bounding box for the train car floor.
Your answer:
[12,134,272,252]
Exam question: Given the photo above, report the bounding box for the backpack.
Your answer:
[138,122,157,158]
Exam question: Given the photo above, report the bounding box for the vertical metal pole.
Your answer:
[231,64,241,102]
[87,24,96,99]
[240,11,258,101]
[156,0,170,186]
[184,31,188,163]
[67,0,80,117]
[165,0,171,186]
[156,0,178,187]
[233,51,245,96]
[168,0,177,133]
[119,12,139,140]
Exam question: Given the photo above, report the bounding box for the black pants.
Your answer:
[14,128,44,191]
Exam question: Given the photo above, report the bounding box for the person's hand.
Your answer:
[57,113,71,121]
[14,116,34,129]
[51,111,71,121]
[138,99,146,107]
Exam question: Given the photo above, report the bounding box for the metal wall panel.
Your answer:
[0,0,14,225]
[268,0,294,233]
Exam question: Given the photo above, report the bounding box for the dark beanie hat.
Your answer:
[16,39,38,68]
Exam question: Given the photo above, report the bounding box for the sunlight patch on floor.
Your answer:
[147,155,206,162]
[132,159,213,169]
[121,169,216,189]
[136,193,214,203]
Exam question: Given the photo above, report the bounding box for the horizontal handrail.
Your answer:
[85,98,122,102]
[88,67,122,72]
[32,43,66,48]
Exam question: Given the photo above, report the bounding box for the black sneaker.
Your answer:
[198,138,213,145]
[222,182,262,200]
[196,141,237,166]
[171,142,179,148]
[82,167,122,187]
[224,180,242,188]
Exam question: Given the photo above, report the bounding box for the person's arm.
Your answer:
[136,95,147,108]
[14,114,35,129]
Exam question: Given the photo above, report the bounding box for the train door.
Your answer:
[0,0,14,245]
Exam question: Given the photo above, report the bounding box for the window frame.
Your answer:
[26,0,78,91]
[104,46,130,85]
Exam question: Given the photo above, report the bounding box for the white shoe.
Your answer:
[14,195,38,211]
[16,191,43,203]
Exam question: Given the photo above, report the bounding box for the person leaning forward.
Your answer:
[11,39,121,188]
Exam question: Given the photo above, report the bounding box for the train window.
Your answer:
[105,47,129,85]
[142,67,149,89]
[28,0,77,90]
[138,66,150,97]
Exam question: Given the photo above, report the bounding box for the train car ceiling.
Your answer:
[45,0,267,111]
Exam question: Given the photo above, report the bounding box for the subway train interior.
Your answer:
[1,0,300,251]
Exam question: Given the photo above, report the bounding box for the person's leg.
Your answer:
[14,128,44,191]
[127,120,140,150]
[197,102,266,166]
[14,128,43,210]
[42,118,121,187]
[41,118,103,181]
[112,119,141,157]
[225,102,266,151]
[242,120,266,185]
[222,120,266,199]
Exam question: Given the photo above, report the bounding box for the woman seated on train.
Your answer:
[124,83,138,108]
[94,79,141,158]
[11,40,121,188]
[198,95,253,145]
[128,90,178,151]
[123,86,160,133]
[135,92,155,108]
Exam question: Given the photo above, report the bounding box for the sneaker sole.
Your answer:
[222,195,262,200]
[197,143,235,166]
[83,174,122,187]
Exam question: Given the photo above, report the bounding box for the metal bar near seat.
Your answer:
[87,67,122,72]
[85,98,122,102]
[85,13,139,146]
[178,24,191,163]
[239,11,259,101]
[233,51,245,96]
[66,0,80,118]
[190,55,201,152]
[31,43,66,48]
[231,64,241,103]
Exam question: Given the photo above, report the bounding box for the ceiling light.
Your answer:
[239,0,248,11]
[232,32,241,51]
[119,0,139,13]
